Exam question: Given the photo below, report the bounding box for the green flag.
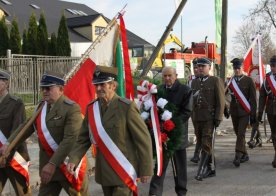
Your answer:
[115,39,126,97]
[215,0,222,49]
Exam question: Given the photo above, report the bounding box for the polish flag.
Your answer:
[243,34,265,87]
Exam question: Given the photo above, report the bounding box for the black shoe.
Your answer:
[190,154,200,163]
[272,153,276,168]
[255,138,262,147]
[247,140,255,149]
[203,168,216,178]
[240,154,249,163]
[233,152,241,167]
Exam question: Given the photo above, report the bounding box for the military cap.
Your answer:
[231,58,243,69]
[192,58,198,66]
[197,58,212,66]
[40,71,65,87]
[0,69,11,80]
[270,55,276,66]
[92,65,118,84]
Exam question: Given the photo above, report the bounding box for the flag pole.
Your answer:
[64,5,127,82]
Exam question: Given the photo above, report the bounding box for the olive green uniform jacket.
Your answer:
[229,75,257,117]
[192,76,225,122]
[69,94,153,186]
[0,94,29,161]
[8,95,83,181]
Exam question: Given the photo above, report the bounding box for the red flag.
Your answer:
[243,34,265,88]
[119,15,135,100]
[64,58,96,115]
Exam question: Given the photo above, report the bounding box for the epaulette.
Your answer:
[64,99,75,105]
[119,97,131,105]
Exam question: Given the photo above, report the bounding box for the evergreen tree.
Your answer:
[27,13,38,54]
[56,14,71,56]
[9,18,21,54]
[0,16,9,56]
[22,29,28,54]
[48,32,57,56]
[37,12,48,55]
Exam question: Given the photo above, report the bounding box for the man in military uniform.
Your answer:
[0,69,31,195]
[0,71,88,195]
[191,58,224,181]
[189,58,202,164]
[67,66,153,196]
[227,58,257,167]
[149,66,193,196]
[258,55,276,168]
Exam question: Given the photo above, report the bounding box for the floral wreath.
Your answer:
[137,80,184,159]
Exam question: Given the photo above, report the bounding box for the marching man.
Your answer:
[227,58,257,167]
[67,65,153,196]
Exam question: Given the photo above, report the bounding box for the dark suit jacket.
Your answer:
[159,80,193,149]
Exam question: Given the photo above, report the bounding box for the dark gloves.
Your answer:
[250,115,256,125]
[214,119,221,128]
[258,113,263,123]
[224,107,230,119]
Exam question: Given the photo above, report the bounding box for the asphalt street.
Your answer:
[2,117,276,196]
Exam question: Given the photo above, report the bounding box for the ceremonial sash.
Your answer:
[36,102,86,192]
[229,79,251,113]
[266,74,276,96]
[0,131,30,185]
[137,80,163,176]
[88,101,138,196]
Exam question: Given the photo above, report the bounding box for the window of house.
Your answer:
[95,26,105,36]
[30,4,40,9]
[1,0,12,5]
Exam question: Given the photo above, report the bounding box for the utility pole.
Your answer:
[220,0,228,81]
[140,0,188,78]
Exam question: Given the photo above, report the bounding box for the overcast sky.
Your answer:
[65,0,259,56]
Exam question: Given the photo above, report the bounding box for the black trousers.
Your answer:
[149,149,187,196]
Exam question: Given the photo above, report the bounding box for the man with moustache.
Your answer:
[0,71,88,195]
[67,65,153,196]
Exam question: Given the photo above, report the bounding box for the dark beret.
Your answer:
[0,69,11,80]
[40,71,65,87]
[92,65,118,84]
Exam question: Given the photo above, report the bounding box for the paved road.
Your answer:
[2,118,276,196]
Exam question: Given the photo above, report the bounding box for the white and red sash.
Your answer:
[229,79,251,113]
[36,102,87,192]
[266,74,276,96]
[0,131,30,185]
[88,101,138,196]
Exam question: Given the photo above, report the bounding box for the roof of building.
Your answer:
[0,0,153,46]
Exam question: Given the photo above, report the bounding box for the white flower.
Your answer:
[141,112,150,120]
[161,110,172,121]
[143,99,153,111]
[157,98,168,109]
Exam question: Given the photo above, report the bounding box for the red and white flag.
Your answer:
[243,34,265,87]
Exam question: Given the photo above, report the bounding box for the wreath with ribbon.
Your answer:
[137,80,183,176]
